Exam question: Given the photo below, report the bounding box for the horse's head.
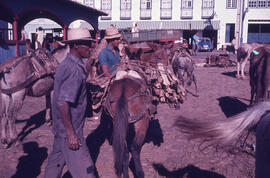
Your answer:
[124,45,143,60]
[52,43,70,63]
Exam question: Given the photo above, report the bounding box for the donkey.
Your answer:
[249,46,270,104]
[0,45,70,148]
[170,46,198,95]
[236,43,264,79]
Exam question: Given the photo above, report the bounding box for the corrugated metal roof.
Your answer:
[99,20,220,30]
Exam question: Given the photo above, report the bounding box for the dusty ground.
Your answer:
[0,52,255,178]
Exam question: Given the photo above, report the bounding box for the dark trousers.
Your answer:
[192,44,198,56]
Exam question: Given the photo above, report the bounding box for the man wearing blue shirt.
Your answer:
[192,32,200,56]
[98,26,122,77]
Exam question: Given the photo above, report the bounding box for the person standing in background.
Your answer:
[20,28,27,41]
[192,32,200,56]
[35,27,45,49]
[131,22,139,38]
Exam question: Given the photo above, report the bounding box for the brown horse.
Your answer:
[122,41,170,67]
[104,77,151,178]
[0,46,70,148]
[249,46,270,104]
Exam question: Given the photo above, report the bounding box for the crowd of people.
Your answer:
[22,27,64,55]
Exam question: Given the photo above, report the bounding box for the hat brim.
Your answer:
[62,37,96,43]
[104,33,122,39]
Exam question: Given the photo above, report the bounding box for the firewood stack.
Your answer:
[87,59,186,111]
[205,54,236,67]
[150,62,186,108]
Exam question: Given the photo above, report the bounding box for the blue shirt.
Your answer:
[193,34,200,45]
[52,53,87,138]
[98,44,120,74]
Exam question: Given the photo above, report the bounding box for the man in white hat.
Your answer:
[44,28,96,178]
[98,26,122,77]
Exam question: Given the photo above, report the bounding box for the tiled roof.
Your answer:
[98,20,220,30]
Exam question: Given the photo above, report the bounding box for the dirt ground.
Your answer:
[0,55,255,178]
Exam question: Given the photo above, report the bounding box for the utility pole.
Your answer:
[235,0,244,49]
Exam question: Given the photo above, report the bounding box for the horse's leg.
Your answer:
[122,143,130,178]
[7,90,26,146]
[241,52,251,79]
[192,74,198,95]
[236,61,241,79]
[130,113,149,178]
[250,81,255,105]
[45,91,53,125]
[0,93,10,145]
[177,69,185,87]
[256,70,264,103]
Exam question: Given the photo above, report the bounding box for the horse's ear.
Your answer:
[125,47,131,58]
[135,48,143,59]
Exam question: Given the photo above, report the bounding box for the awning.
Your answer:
[99,20,220,30]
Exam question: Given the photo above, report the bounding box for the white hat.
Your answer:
[62,28,96,43]
[104,26,122,40]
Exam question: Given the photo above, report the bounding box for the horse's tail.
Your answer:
[113,87,129,176]
[237,47,248,62]
[175,102,270,146]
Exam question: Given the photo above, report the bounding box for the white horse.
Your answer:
[236,43,263,79]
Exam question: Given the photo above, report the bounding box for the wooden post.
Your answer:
[63,25,68,40]
[235,0,244,49]
[96,31,98,45]
[13,17,19,57]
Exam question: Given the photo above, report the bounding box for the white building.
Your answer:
[28,0,270,49]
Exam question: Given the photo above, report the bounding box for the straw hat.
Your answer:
[104,26,122,40]
[62,28,96,43]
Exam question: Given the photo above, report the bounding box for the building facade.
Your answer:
[72,0,270,49]
[22,0,270,49]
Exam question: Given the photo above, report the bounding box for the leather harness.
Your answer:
[105,77,151,124]
[0,49,58,95]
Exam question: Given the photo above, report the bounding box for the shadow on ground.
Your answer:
[17,110,46,142]
[222,71,249,79]
[11,141,48,178]
[221,71,237,78]
[217,96,248,118]
[153,163,225,178]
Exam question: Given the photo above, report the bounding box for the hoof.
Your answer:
[45,120,52,126]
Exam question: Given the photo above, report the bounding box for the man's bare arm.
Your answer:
[58,101,81,150]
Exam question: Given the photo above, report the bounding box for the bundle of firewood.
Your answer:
[150,63,186,108]
[205,54,236,67]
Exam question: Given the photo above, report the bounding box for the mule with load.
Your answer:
[88,37,186,177]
